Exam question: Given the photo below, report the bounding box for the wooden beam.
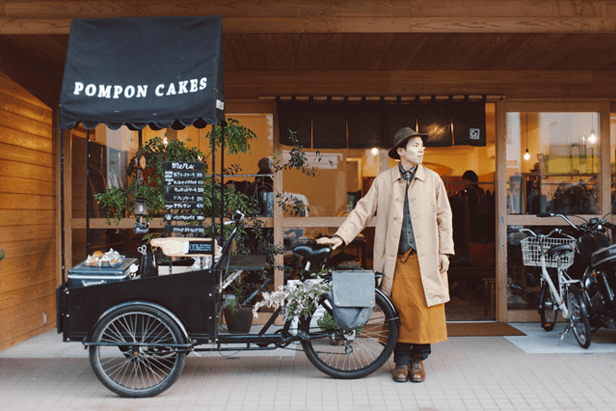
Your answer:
[1,1,616,34]
[495,99,507,323]
[3,16,616,35]
[225,70,616,99]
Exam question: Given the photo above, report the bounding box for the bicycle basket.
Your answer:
[520,237,575,269]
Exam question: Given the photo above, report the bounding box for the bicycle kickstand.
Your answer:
[558,323,572,346]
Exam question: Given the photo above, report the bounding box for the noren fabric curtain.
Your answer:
[277,97,486,149]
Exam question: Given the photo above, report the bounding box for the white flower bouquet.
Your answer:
[252,278,331,320]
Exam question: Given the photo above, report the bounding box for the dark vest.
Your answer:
[398,165,417,255]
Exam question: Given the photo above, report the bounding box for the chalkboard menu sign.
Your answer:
[164,213,205,222]
[163,160,206,236]
[164,225,206,234]
[164,161,204,170]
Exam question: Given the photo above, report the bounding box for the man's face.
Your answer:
[397,136,424,166]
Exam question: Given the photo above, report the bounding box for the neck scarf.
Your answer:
[399,164,416,182]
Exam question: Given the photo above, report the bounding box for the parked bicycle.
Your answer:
[520,214,592,348]
[533,211,616,332]
[57,211,399,397]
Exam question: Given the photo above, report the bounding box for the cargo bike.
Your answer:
[55,16,399,398]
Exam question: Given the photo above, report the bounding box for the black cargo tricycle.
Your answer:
[55,15,398,398]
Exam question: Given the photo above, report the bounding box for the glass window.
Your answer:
[71,125,139,263]
[506,112,600,215]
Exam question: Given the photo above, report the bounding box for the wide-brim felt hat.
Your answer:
[388,127,429,160]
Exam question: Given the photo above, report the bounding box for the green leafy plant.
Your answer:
[94,119,256,226]
[317,312,340,332]
[94,124,320,312]
[0,248,5,267]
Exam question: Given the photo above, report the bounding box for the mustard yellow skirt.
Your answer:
[390,249,447,344]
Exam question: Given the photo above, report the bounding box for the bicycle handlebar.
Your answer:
[537,212,580,231]
[518,226,574,240]
[537,211,616,234]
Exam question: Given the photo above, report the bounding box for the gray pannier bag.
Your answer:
[324,270,375,332]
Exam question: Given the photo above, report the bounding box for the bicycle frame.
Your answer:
[540,257,577,319]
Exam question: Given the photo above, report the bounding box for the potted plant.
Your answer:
[94,124,320,332]
[222,275,259,333]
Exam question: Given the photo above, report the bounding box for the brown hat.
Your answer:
[388,127,429,160]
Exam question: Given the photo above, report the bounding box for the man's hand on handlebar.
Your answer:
[316,236,344,250]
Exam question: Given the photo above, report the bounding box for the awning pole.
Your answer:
[220,124,225,233]
[211,125,216,246]
[86,129,90,257]
[60,127,66,284]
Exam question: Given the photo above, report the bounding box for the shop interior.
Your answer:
[71,104,497,322]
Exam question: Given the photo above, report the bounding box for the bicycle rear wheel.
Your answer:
[539,283,558,331]
[566,286,591,349]
[299,290,398,379]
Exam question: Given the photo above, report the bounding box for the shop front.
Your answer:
[2,1,616,347]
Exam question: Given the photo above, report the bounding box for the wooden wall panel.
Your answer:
[0,77,55,350]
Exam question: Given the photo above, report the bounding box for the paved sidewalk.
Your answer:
[1,324,616,411]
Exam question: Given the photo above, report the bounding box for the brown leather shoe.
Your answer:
[410,355,425,382]
[392,364,409,382]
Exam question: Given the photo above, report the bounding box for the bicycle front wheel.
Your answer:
[566,286,591,349]
[539,283,558,331]
[299,290,398,379]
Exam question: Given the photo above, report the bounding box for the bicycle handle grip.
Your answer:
[537,213,554,218]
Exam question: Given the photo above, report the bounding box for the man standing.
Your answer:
[317,127,454,383]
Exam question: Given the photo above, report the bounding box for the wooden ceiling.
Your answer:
[223,33,616,72]
[1,1,616,106]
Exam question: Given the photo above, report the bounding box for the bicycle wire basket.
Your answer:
[520,236,576,269]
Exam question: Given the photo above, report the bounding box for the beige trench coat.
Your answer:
[335,165,454,307]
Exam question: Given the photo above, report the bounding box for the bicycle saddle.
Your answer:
[547,243,574,258]
[292,244,332,261]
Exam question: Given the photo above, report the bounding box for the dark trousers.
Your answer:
[393,343,431,365]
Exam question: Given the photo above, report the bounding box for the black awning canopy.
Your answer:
[59,16,225,130]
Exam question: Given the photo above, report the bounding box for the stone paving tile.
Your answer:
[1,330,616,410]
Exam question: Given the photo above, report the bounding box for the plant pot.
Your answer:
[223,306,254,334]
